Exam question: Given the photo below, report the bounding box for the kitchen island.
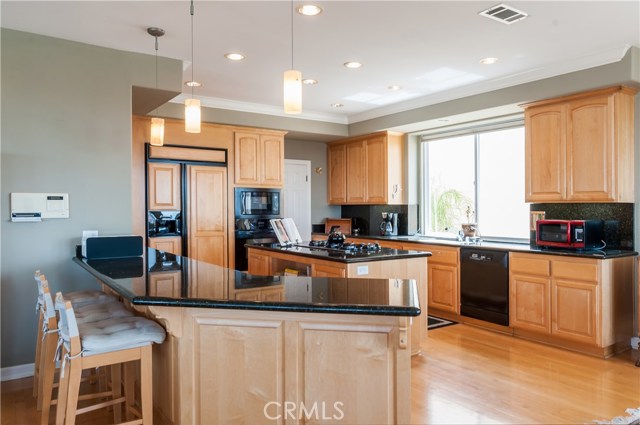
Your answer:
[73,248,421,425]
[246,242,431,355]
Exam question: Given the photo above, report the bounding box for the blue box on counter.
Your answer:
[84,235,143,259]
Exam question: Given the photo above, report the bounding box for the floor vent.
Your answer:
[479,3,528,25]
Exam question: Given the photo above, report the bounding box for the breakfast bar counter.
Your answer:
[73,248,421,424]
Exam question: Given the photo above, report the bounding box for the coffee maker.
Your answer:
[379,212,398,236]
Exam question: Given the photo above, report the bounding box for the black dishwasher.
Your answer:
[460,248,509,326]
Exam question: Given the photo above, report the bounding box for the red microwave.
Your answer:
[536,219,604,249]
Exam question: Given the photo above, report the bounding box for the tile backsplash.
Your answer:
[529,203,634,249]
[340,204,419,236]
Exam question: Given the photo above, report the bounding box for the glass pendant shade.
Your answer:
[283,69,302,114]
[185,98,201,133]
[150,117,165,146]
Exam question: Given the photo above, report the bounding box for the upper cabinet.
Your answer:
[234,131,286,188]
[148,162,181,210]
[523,86,637,203]
[327,131,404,205]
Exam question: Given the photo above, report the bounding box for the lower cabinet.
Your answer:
[509,252,634,356]
[149,236,182,256]
[235,286,284,301]
[402,243,459,315]
[247,250,271,276]
[148,271,182,297]
[312,263,346,277]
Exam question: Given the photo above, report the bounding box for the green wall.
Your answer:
[0,29,182,369]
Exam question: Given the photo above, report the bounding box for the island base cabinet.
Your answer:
[147,307,411,425]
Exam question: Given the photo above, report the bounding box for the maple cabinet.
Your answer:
[147,162,181,210]
[327,131,404,205]
[523,86,636,202]
[509,252,634,357]
[148,236,182,256]
[187,165,227,267]
[234,131,285,187]
[247,250,271,276]
[401,242,459,315]
[148,271,182,297]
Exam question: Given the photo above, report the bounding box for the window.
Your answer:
[421,124,528,241]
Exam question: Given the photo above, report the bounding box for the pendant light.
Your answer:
[147,27,165,146]
[283,0,302,114]
[185,0,201,133]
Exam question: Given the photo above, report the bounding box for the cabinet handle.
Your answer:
[398,324,408,349]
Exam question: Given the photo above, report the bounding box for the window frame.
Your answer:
[418,115,528,243]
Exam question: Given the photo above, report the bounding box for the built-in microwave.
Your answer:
[536,219,604,249]
[234,188,281,218]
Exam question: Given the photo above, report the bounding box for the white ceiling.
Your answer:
[2,1,639,125]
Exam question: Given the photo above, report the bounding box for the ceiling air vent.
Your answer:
[479,3,528,25]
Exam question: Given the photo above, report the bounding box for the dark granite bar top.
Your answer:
[246,242,431,263]
[312,233,637,259]
[72,248,421,317]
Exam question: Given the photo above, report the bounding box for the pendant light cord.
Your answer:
[190,0,195,98]
[290,0,294,69]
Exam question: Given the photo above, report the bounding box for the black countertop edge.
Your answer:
[247,244,431,262]
[314,234,637,259]
[131,297,421,317]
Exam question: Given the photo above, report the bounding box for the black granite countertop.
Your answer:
[72,248,421,317]
[312,233,637,259]
[246,242,431,263]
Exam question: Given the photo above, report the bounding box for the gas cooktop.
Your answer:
[305,240,382,253]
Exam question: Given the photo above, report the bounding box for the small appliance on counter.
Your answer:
[536,219,604,249]
[326,225,347,247]
[379,212,398,236]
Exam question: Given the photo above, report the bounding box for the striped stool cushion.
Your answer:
[77,316,166,355]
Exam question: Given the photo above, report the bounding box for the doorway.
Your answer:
[283,159,311,241]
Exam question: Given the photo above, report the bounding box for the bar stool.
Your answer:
[54,292,166,425]
[34,273,133,425]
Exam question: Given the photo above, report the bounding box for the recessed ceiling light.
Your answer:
[331,103,344,108]
[479,57,499,65]
[185,80,202,87]
[388,85,402,91]
[296,4,322,16]
[343,61,363,69]
[302,79,318,85]
[224,53,245,61]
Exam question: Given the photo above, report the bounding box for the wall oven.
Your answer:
[234,188,281,271]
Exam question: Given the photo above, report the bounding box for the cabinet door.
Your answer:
[187,165,227,268]
[327,143,347,204]
[551,279,598,345]
[312,263,346,277]
[525,104,566,202]
[148,236,182,256]
[365,136,387,203]
[247,250,271,275]
[148,271,182,297]
[428,264,458,313]
[260,286,284,302]
[148,162,181,210]
[261,135,284,186]
[234,132,260,185]
[566,94,614,201]
[510,274,551,333]
[345,140,366,203]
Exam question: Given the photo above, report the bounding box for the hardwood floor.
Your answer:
[3,324,639,424]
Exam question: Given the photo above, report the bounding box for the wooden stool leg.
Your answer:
[124,361,135,422]
[62,360,83,425]
[55,359,71,425]
[34,312,44,400]
[111,363,122,424]
[39,334,58,425]
[140,345,153,424]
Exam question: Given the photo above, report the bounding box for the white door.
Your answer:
[283,159,312,241]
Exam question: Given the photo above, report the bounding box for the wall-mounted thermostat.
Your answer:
[10,193,69,222]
